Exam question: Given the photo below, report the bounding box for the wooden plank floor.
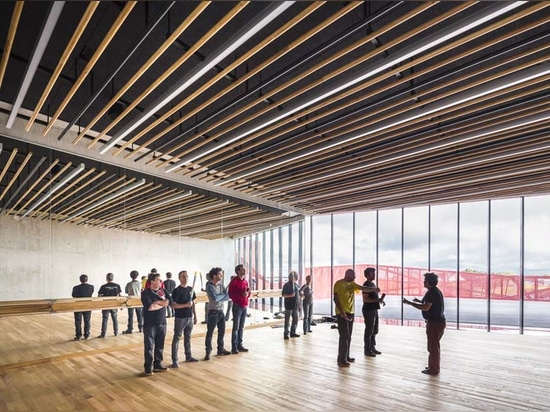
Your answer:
[0,311,549,411]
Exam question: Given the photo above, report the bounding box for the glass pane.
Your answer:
[431,204,458,326]
[333,213,354,267]
[310,215,332,316]
[524,195,550,333]
[378,209,408,323]
[459,201,489,330]
[490,198,521,331]
[290,222,302,282]
[355,210,377,275]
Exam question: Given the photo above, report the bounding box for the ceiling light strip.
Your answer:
[166,1,525,172]
[220,61,550,185]
[42,1,136,136]
[3,155,51,213]
[20,163,85,219]
[135,0,392,164]
[84,1,218,149]
[6,1,65,129]
[99,1,295,155]
[56,1,175,142]
[162,1,440,170]
[36,167,98,220]
[74,3,209,147]
[62,178,146,222]
[0,151,32,202]
[25,1,99,132]
[119,1,325,159]
[7,159,60,215]
[88,186,176,225]
[218,7,550,178]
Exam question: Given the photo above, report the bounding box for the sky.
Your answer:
[307,194,550,275]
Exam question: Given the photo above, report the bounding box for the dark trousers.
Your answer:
[337,314,354,363]
[172,317,194,362]
[362,309,379,353]
[74,311,91,338]
[143,324,167,370]
[426,321,446,373]
[302,301,313,333]
[231,304,247,351]
[284,308,298,337]
[101,309,118,336]
[225,300,233,321]
[127,307,142,332]
[205,310,226,354]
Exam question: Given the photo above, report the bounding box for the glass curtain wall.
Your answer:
[430,204,458,325]
[235,195,550,334]
[490,199,521,331]
[458,201,489,330]
[524,196,550,331]
[402,207,429,326]
[378,209,405,323]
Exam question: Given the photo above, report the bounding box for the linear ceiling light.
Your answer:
[165,1,525,172]
[99,1,294,155]
[56,1,175,141]
[127,200,228,230]
[6,1,65,129]
[269,130,550,200]
[221,61,550,186]
[99,191,191,225]
[2,156,46,212]
[62,178,146,222]
[19,162,84,219]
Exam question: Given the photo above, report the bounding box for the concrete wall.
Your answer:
[0,214,234,300]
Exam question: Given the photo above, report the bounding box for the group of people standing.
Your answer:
[72,264,445,376]
[140,265,252,375]
[72,266,252,375]
[333,267,446,375]
[71,272,124,339]
[281,271,314,339]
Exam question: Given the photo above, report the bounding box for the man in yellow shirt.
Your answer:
[334,269,379,367]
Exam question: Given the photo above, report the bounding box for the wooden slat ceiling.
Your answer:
[1,1,549,239]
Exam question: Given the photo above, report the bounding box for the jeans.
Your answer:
[143,324,167,371]
[127,307,142,332]
[172,317,194,363]
[426,321,446,373]
[231,304,247,351]
[225,300,233,321]
[302,301,313,333]
[337,313,354,363]
[205,310,226,353]
[284,308,298,337]
[362,309,379,353]
[74,311,91,338]
[101,309,118,336]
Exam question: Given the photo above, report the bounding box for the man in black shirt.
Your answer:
[170,270,197,367]
[362,267,385,357]
[403,272,446,375]
[97,273,122,338]
[71,274,94,340]
[282,271,300,340]
[142,272,172,375]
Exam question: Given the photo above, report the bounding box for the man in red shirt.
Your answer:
[228,264,251,354]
